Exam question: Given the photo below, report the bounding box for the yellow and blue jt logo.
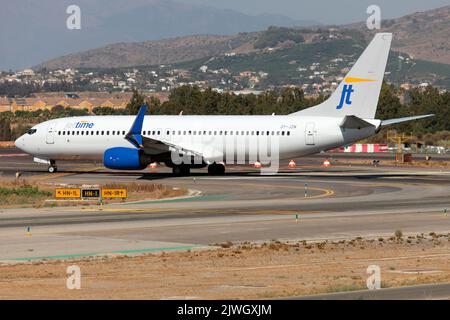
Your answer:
[336,77,376,110]
[336,84,354,110]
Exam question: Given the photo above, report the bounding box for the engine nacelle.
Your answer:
[103,147,150,170]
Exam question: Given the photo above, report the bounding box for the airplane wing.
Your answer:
[141,135,204,157]
[125,105,204,158]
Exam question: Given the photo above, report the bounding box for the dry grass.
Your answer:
[0,180,52,207]
[0,179,189,208]
[1,233,450,299]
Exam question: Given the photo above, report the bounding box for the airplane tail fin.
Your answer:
[291,33,392,119]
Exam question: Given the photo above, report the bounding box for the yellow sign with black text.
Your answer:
[55,188,81,199]
[101,188,127,199]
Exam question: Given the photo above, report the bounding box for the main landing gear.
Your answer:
[172,165,190,176]
[208,163,225,175]
[48,160,57,173]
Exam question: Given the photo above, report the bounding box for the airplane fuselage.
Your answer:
[15,115,379,164]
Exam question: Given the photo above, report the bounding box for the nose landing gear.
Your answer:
[48,160,57,173]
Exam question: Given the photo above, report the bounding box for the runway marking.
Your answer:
[9,245,205,261]
[31,166,103,181]
[75,208,178,213]
[0,153,28,157]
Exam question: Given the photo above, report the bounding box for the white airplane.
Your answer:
[15,33,433,175]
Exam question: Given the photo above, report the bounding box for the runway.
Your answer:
[0,147,450,263]
[292,282,450,300]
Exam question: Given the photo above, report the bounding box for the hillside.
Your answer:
[37,33,259,70]
[347,5,450,65]
[1,0,316,71]
[36,5,450,70]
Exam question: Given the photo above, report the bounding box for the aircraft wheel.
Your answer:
[48,166,57,173]
[208,163,225,175]
[173,165,190,176]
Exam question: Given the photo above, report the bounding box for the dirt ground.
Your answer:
[0,233,449,299]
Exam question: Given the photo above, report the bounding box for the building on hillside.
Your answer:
[3,92,169,114]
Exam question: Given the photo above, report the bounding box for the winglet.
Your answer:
[126,105,147,148]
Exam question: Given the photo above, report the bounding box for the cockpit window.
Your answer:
[27,129,37,135]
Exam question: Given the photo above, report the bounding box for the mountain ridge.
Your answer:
[35,5,450,70]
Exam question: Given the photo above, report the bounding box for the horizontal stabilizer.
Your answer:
[340,115,375,129]
[381,114,434,126]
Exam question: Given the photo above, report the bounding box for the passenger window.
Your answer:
[101,131,104,135]
[267,131,270,135]
[287,131,290,136]
[282,131,285,136]
[157,131,160,135]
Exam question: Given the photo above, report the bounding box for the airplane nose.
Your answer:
[15,136,25,151]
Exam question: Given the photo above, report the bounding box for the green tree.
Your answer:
[126,88,146,115]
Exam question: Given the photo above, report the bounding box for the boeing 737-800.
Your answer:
[15,33,433,175]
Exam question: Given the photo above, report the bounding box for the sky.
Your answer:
[1,0,449,70]
[178,0,450,24]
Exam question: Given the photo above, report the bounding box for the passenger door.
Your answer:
[305,122,315,146]
[46,125,55,144]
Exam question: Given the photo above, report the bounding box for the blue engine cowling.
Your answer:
[103,147,149,170]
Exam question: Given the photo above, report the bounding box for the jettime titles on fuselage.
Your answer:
[75,120,94,129]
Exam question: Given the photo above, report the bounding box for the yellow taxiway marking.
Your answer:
[235,182,334,199]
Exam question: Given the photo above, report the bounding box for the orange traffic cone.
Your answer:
[149,162,158,169]
[288,160,296,168]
